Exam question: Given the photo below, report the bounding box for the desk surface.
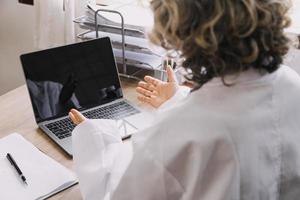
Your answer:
[0,78,141,200]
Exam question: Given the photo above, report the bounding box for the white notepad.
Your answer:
[0,133,77,200]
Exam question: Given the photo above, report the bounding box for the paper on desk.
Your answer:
[78,31,164,69]
[82,31,165,55]
[88,2,153,29]
[85,6,147,36]
[0,133,77,200]
[113,49,162,70]
[96,0,136,6]
[77,14,146,38]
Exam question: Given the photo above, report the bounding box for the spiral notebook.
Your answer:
[0,133,78,200]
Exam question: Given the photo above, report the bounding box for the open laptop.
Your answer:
[20,37,151,156]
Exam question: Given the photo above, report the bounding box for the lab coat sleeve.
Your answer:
[159,85,190,111]
[72,119,132,200]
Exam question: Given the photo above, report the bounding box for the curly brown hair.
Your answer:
[149,0,291,88]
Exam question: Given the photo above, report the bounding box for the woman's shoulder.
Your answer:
[276,65,300,85]
[271,65,300,101]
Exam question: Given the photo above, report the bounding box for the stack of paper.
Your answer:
[80,31,164,69]
[0,133,77,200]
[113,49,162,70]
[74,1,165,71]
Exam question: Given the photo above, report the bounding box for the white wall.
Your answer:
[0,0,88,96]
[0,0,36,95]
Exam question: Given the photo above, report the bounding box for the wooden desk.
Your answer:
[0,78,141,200]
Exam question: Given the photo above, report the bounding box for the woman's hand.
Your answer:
[136,66,178,108]
[69,109,87,125]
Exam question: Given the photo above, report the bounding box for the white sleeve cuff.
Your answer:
[71,119,124,200]
[158,86,190,111]
[72,119,122,146]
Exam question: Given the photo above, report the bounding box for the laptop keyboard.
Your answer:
[46,118,75,139]
[45,101,140,140]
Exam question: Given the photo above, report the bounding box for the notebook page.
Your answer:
[0,133,77,200]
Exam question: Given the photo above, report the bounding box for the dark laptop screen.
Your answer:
[20,37,123,123]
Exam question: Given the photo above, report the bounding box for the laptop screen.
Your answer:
[21,37,123,123]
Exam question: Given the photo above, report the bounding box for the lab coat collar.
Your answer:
[204,66,282,87]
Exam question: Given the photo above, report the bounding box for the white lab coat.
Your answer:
[72,65,300,200]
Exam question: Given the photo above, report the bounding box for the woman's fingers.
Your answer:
[136,87,153,97]
[70,109,86,124]
[138,95,161,108]
[138,95,152,104]
[72,109,85,122]
[144,76,161,87]
[166,65,177,83]
[138,81,156,91]
[69,112,79,124]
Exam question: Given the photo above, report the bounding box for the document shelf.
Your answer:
[73,3,171,81]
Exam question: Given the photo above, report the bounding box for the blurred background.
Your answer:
[0,0,299,96]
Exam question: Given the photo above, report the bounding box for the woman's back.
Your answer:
[70,0,300,199]
[196,65,300,199]
[117,65,300,200]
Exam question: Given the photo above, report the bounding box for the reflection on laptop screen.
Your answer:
[21,37,123,123]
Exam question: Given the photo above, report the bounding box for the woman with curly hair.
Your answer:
[70,0,300,199]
